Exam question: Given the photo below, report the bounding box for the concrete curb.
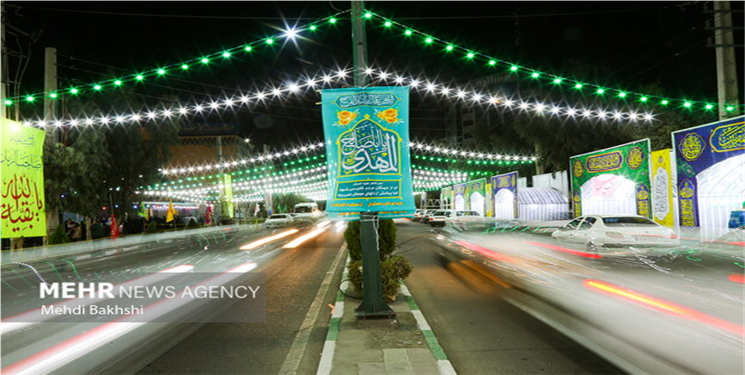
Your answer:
[316,255,350,375]
[400,283,458,375]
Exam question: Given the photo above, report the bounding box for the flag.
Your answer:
[110,213,120,239]
[166,200,176,223]
[205,205,212,225]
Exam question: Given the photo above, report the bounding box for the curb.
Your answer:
[400,283,458,375]
[316,256,349,375]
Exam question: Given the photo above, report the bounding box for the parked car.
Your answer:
[412,209,427,222]
[421,209,439,224]
[264,214,294,228]
[429,210,456,227]
[551,215,679,252]
[449,210,484,225]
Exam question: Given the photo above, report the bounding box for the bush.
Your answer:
[348,260,364,294]
[381,255,413,300]
[145,221,157,234]
[49,224,71,245]
[344,219,397,262]
[91,223,108,239]
[187,218,198,228]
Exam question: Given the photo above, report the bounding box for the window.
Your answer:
[579,217,595,230]
[566,218,583,229]
[602,217,657,226]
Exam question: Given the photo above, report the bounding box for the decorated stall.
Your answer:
[465,179,486,216]
[673,115,744,237]
[570,139,652,218]
[453,183,467,211]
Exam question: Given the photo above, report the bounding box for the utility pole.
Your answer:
[709,1,741,119]
[263,144,273,215]
[43,47,59,245]
[352,0,393,318]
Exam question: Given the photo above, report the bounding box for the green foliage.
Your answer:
[344,219,397,262]
[381,255,413,300]
[91,223,108,239]
[146,221,157,233]
[49,224,71,245]
[187,218,198,228]
[344,220,413,299]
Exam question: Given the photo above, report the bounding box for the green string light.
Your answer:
[364,10,742,113]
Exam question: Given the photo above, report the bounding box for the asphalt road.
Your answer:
[395,219,624,375]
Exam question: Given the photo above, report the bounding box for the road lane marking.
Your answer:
[279,243,347,375]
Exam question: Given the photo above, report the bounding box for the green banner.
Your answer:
[570,139,651,218]
[440,186,453,209]
[1,119,47,238]
[222,174,234,218]
[466,179,486,216]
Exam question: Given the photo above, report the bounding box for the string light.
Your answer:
[10,11,350,103]
[366,10,743,113]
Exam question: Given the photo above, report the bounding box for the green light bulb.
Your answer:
[114,80,123,86]
[265,38,274,44]
[136,74,144,81]
[553,78,563,84]
[574,83,584,89]
[70,88,79,94]
[596,88,605,94]
[49,93,58,98]
[384,21,392,27]
[530,72,540,78]
[94,84,102,90]
[446,45,454,51]
[425,37,433,44]
[683,102,692,108]
[222,51,231,58]
[364,12,372,19]
[726,106,735,112]
[618,92,627,98]
[329,18,337,24]
[3,99,12,105]
[25,96,35,102]
[157,68,166,75]
[640,96,648,102]
[244,45,253,52]
[309,25,317,31]
[661,100,669,105]
[488,60,497,66]
[201,57,209,64]
[466,52,475,59]
[705,104,713,110]
[510,65,519,72]
[405,29,412,36]
[181,64,190,70]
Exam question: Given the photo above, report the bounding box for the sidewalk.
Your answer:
[316,258,457,375]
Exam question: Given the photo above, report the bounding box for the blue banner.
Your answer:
[490,172,518,219]
[321,87,415,220]
[672,115,745,227]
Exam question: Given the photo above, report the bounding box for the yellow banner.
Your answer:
[1,119,47,238]
[651,149,675,227]
[222,174,234,217]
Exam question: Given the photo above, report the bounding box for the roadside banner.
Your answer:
[222,174,234,218]
[321,86,415,219]
[465,179,486,216]
[491,172,518,219]
[569,139,652,218]
[672,115,744,230]
[440,186,453,209]
[453,183,467,211]
[1,119,47,238]
[650,149,676,227]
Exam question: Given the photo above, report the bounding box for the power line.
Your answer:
[381,4,683,20]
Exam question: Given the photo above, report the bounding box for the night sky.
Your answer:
[3,1,743,147]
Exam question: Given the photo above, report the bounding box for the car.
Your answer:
[551,215,679,252]
[429,210,456,227]
[412,209,427,222]
[264,214,294,228]
[448,210,484,225]
[421,209,439,224]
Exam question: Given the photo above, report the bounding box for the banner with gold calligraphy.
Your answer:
[465,179,486,216]
[1,119,47,238]
[321,86,415,219]
[672,115,744,228]
[650,149,676,227]
[490,172,518,219]
[569,139,651,218]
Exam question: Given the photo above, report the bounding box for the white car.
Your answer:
[428,210,456,227]
[551,215,679,251]
[264,214,294,228]
[448,210,484,225]
[413,209,427,222]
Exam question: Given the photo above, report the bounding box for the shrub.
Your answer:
[347,260,364,294]
[187,218,198,228]
[381,255,413,300]
[49,224,71,245]
[145,221,157,234]
[91,223,108,239]
[344,219,397,262]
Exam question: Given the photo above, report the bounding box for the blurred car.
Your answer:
[421,209,439,224]
[551,215,679,251]
[412,209,427,222]
[662,225,745,271]
[448,210,484,225]
[264,214,294,228]
[428,210,456,227]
